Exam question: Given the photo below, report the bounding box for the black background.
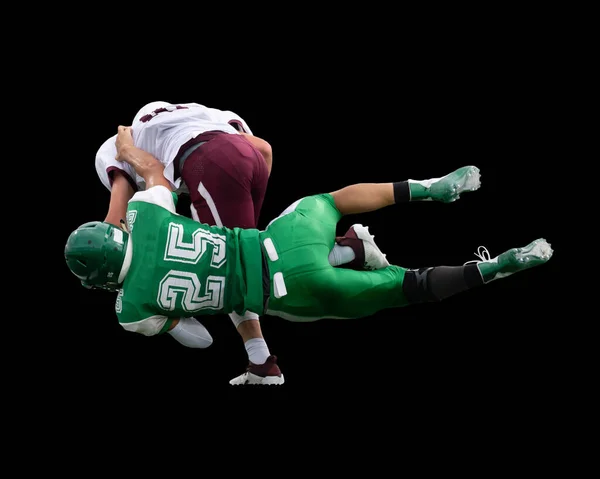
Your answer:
[46,17,567,420]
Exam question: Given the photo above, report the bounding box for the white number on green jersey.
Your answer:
[158,223,226,312]
[165,222,226,267]
[158,272,225,312]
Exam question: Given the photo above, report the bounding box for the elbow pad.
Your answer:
[167,317,213,349]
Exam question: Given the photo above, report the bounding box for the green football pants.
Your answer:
[259,194,410,322]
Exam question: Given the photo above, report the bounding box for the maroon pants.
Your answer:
[180,131,269,229]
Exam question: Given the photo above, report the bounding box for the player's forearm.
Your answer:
[330,183,395,215]
[118,144,160,175]
[104,171,134,226]
[118,144,172,190]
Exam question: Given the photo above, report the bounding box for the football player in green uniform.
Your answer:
[65,126,553,385]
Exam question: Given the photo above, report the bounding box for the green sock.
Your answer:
[476,261,502,283]
[408,182,431,200]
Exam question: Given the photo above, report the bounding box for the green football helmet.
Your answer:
[64,221,130,291]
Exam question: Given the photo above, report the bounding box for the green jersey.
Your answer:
[116,186,264,336]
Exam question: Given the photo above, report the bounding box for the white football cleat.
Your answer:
[229,355,285,386]
[413,165,481,203]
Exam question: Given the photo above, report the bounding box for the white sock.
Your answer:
[328,244,356,266]
[245,338,270,365]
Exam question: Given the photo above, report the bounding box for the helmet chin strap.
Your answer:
[119,218,130,233]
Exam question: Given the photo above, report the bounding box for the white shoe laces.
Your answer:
[464,246,491,265]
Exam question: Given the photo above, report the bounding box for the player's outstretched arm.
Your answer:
[104,170,135,226]
[115,125,173,191]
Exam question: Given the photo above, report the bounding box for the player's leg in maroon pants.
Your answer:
[180,130,279,382]
[181,131,269,229]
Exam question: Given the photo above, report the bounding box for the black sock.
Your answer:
[402,264,484,303]
[393,181,411,203]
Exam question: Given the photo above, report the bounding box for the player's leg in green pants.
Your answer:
[261,193,411,322]
[267,262,411,322]
[261,179,553,322]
